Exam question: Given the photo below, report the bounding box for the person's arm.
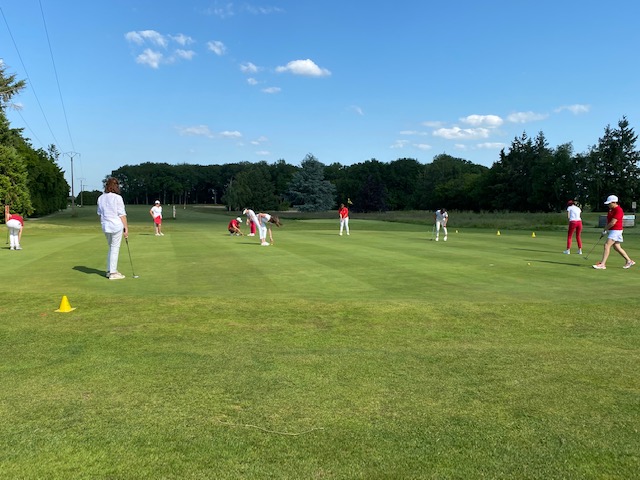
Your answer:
[121,215,129,238]
[18,225,23,242]
[150,208,154,217]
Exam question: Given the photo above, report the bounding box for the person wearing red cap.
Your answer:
[593,195,635,270]
[563,200,582,255]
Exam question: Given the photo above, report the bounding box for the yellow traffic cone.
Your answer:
[497,230,501,236]
[532,232,536,238]
[55,295,76,313]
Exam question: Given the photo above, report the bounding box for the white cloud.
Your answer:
[135,49,164,69]
[175,49,196,60]
[207,41,227,56]
[256,150,271,156]
[433,127,491,140]
[276,59,331,77]
[349,105,364,116]
[170,34,194,46]
[245,5,284,15]
[460,114,504,128]
[390,140,410,149]
[507,111,548,123]
[262,87,281,94]
[247,78,259,85]
[177,125,215,138]
[251,136,269,145]
[240,62,260,74]
[555,104,590,115]
[477,142,506,149]
[414,143,432,150]
[125,30,168,47]
[220,130,242,138]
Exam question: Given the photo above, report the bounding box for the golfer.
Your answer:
[97,177,129,280]
[243,208,261,243]
[228,217,244,236]
[150,200,164,236]
[5,208,24,251]
[434,208,448,241]
[593,195,635,270]
[564,200,583,255]
[257,212,282,246]
[339,203,350,236]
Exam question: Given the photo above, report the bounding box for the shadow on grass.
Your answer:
[73,266,105,277]
[526,259,584,267]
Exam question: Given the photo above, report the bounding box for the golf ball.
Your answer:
[527,263,531,266]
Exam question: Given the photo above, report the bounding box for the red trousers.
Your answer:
[567,220,583,249]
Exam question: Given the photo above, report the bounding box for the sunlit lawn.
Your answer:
[1,206,638,479]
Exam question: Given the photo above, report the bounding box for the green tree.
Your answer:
[286,154,336,211]
[583,117,639,210]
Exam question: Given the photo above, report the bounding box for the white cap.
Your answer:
[155,200,160,204]
[242,208,247,214]
[604,195,618,205]
[236,217,242,222]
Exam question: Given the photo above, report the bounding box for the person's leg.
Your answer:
[108,230,123,274]
[339,218,344,235]
[575,222,583,252]
[567,222,576,249]
[443,225,448,240]
[598,238,614,266]
[158,221,163,235]
[345,217,349,235]
[435,221,441,240]
[613,242,632,263]
[8,226,17,249]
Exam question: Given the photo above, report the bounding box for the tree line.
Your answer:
[1,64,69,220]
[2,65,638,217]
[103,117,639,213]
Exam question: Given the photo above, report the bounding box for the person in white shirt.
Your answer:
[564,200,582,255]
[150,200,164,236]
[97,177,128,280]
[434,208,448,241]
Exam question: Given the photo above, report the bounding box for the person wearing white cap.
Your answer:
[228,217,244,236]
[593,195,635,270]
[150,200,164,236]
[243,208,261,244]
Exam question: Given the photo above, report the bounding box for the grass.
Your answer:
[1,206,639,479]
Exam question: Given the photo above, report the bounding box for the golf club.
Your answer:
[583,233,604,260]
[124,237,139,278]
[430,224,436,241]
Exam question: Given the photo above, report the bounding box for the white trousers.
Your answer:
[436,221,447,238]
[340,217,349,234]
[104,229,123,274]
[6,219,22,248]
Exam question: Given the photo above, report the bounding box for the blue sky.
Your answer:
[1,1,639,192]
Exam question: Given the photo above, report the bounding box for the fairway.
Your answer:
[1,207,639,479]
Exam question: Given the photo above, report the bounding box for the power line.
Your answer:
[38,0,75,152]
[0,5,62,149]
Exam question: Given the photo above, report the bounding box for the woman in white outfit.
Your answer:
[256,212,282,246]
[434,208,448,241]
[97,177,129,280]
[243,208,262,244]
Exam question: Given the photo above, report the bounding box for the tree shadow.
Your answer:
[73,265,105,277]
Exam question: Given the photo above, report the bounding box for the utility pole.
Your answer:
[78,178,85,207]
[64,152,80,216]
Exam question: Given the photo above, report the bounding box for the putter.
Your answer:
[124,237,140,278]
[430,224,436,241]
[583,234,604,260]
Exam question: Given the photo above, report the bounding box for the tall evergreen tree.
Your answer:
[286,154,336,211]
[583,116,639,210]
